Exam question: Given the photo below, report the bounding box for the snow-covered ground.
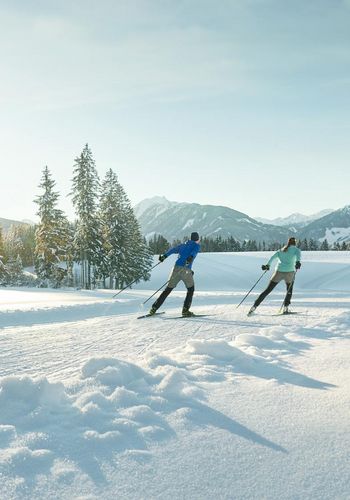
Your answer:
[0,252,349,500]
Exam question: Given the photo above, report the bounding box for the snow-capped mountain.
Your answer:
[134,197,291,243]
[299,205,350,243]
[133,196,176,219]
[255,209,334,227]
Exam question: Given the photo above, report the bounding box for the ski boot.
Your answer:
[148,306,157,316]
[247,306,256,317]
[282,305,289,315]
[182,307,195,317]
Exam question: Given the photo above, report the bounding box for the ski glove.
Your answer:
[295,261,301,269]
[159,254,167,262]
[262,264,270,271]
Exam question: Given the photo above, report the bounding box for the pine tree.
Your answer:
[3,224,36,267]
[123,208,153,288]
[4,225,25,263]
[309,238,319,251]
[98,168,122,288]
[320,239,329,251]
[63,222,75,287]
[71,144,101,289]
[235,239,242,252]
[299,238,309,251]
[98,169,152,289]
[0,226,4,262]
[0,228,9,284]
[6,254,24,285]
[148,234,169,254]
[34,166,68,285]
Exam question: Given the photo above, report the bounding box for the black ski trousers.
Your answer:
[152,285,194,311]
[254,280,294,308]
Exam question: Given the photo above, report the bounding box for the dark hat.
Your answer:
[190,232,200,241]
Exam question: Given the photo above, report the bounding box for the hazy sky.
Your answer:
[1,0,349,222]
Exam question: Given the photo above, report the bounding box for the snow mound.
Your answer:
[2,342,302,485]
[0,376,68,420]
[0,355,207,483]
[186,338,247,361]
[81,357,149,387]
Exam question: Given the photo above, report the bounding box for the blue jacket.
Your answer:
[165,240,200,269]
[267,246,301,272]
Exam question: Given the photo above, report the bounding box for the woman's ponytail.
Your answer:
[282,237,297,252]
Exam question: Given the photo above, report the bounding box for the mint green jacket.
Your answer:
[267,246,301,272]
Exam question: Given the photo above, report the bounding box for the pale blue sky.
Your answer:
[1,0,349,221]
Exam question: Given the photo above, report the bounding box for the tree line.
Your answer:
[148,234,348,254]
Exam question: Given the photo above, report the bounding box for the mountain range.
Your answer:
[2,199,350,245]
[254,209,334,228]
[134,197,350,244]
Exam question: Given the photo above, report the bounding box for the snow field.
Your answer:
[0,252,350,499]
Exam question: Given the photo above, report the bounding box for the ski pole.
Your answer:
[279,270,297,312]
[112,262,161,298]
[236,270,268,309]
[142,280,169,305]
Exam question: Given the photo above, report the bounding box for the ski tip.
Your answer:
[137,311,165,319]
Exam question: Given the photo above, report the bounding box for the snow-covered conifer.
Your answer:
[123,208,153,288]
[4,225,25,263]
[0,228,9,284]
[98,169,152,289]
[71,144,101,288]
[5,254,24,285]
[0,226,4,261]
[34,166,68,285]
[148,234,170,255]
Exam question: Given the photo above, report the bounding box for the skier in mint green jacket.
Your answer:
[248,237,301,315]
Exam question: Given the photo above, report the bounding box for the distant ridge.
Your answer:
[134,197,350,244]
[299,205,350,244]
[255,209,334,228]
[0,217,30,232]
[134,197,292,243]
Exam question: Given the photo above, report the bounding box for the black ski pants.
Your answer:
[152,285,194,311]
[254,280,294,308]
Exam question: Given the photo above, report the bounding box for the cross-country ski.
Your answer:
[137,311,165,319]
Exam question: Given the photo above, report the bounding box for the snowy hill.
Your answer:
[134,196,291,243]
[1,251,350,499]
[0,217,30,232]
[299,205,350,243]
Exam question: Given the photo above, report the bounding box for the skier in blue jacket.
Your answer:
[248,237,301,315]
[149,232,200,317]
